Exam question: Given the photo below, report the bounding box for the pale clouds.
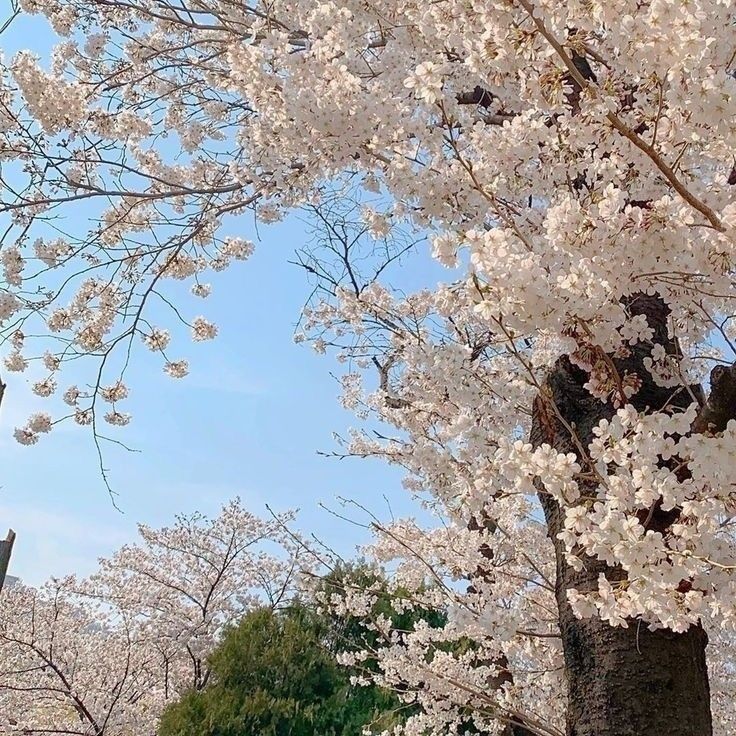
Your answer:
[0,502,129,585]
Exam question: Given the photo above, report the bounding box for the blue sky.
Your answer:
[0,12,451,585]
[0,211,434,586]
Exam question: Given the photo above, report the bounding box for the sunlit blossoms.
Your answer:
[1,0,736,733]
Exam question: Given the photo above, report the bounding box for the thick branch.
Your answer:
[693,363,736,434]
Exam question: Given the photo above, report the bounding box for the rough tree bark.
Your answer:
[530,294,715,736]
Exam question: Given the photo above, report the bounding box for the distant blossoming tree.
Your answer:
[0,1,736,734]
[0,500,305,734]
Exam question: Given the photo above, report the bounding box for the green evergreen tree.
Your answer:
[158,602,402,736]
[159,563,448,736]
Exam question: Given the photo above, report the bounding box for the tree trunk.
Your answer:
[529,294,712,736]
[0,529,15,594]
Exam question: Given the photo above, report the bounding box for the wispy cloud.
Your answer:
[166,357,267,396]
[0,502,130,586]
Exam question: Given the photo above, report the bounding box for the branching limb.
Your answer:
[693,363,736,434]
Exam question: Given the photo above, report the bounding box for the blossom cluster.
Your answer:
[0,500,309,734]
[2,0,736,731]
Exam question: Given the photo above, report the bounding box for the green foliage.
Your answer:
[317,561,447,660]
[159,563,448,736]
[158,602,402,736]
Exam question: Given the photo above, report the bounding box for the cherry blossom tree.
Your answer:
[0,500,306,734]
[1,1,736,735]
